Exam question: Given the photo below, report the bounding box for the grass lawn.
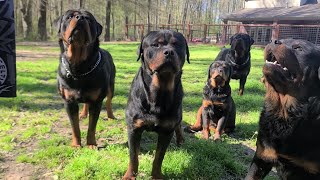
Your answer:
[0,43,277,179]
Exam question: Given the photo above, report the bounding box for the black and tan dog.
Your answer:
[123,30,189,179]
[245,39,320,180]
[184,61,236,140]
[56,10,116,148]
[216,33,254,95]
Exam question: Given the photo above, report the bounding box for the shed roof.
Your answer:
[221,4,320,22]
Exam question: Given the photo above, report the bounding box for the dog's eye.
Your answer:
[151,43,160,48]
[68,15,73,19]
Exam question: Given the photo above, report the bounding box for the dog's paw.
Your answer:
[87,145,97,149]
[71,144,82,148]
[79,113,88,120]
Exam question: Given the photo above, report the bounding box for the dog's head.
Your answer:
[208,61,233,88]
[137,30,189,74]
[263,39,320,117]
[230,33,254,59]
[55,10,102,63]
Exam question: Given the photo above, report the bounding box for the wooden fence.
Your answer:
[124,23,320,46]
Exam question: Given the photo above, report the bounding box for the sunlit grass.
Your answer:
[0,43,278,179]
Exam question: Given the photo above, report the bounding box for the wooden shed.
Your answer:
[221,4,320,45]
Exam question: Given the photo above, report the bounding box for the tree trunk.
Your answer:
[133,0,137,40]
[147,0,151,32]
[68,0,72,9]
[80,0,85,8]
[182,0,189,33]
[38,0,48,41]
[104,0,111,41]
[20,0,33,39]
[60,0,63,14]
[112,12,115,40]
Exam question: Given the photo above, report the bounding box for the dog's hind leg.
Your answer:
[106,87,116,119]
[184,106,203,133]
[87,102,102,148]
[151,132,174,179]
[79,104,89,119]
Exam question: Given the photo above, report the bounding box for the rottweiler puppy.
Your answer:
[56,10,116,148]
[123,30,189,179]
[245,39,320,180]
[185,61,236,140]
[215,33,254,96]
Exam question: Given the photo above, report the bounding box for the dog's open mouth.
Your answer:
[264,49,302,83]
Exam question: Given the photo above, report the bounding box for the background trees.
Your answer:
[14,0,244,41]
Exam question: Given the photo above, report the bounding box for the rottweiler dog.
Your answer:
[215,33,254,96]
[56,10,116,148]
[245,39,320,180]
[123,30,189,179]
[184,61,236,140]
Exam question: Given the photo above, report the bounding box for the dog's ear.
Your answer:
[228,63,233,79]
[207,63,213,79]
[185,40,190,64]
[137,38,144,61]
[96,22,103,37]
[249,36,255,45]
[54,15,63,35]
[229,35,234,45]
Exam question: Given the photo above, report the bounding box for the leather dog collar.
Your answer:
[61,51,101,80]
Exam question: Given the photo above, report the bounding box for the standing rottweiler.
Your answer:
[123,30,189,179]
[56,10,116,148]
[184,61,236,140]
[245,39,320,180]
[216,33,254,96]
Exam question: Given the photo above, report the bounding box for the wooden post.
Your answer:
[272,21,279,41]
[187,24,191,42]
[139,25,144,40]
[203,24,207,43]
[221,21,228,45]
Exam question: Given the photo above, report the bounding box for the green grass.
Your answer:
[0,43,277,179]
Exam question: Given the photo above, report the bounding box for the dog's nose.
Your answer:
[274,40,281,45]
[75,15,84,20]
[163,49,174,57]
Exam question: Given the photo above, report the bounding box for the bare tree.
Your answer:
[38,0,48,41]
[20,0,33,39]
[80,0,85,8]
[104,0,111,41]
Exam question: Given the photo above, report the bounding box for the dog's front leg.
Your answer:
[214,115,227,141]
[202,108,211,140]
[174,123,184,146]
[87,102,102,148]
[124,128,143,180]
[151,131,174,179]
[239,77,247,96]
[65,101,81,147]
[245,154,273,180]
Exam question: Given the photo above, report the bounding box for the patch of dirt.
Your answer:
[16,50,58,61]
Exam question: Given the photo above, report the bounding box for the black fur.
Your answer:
[246,39,320,180]
[123,30,189,179]
[216,33,254,95]
[56,10,116,147]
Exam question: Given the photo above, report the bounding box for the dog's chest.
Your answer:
[59,86,102,103]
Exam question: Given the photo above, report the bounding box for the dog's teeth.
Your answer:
[283,67,288,71]
[273,61,278,65]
